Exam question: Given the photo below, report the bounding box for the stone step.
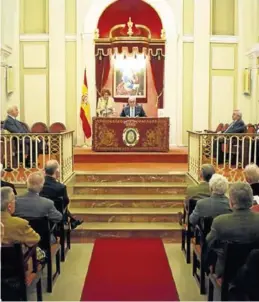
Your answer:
[70,194,185,208]
[75,172,187,183]
[71,207,182,223]
[73,182,187,195]
[71,222,182,242]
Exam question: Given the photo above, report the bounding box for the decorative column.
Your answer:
[192,0,210,130]
[49,0,66,124]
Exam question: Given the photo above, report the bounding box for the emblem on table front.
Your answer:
[122,128,140,147]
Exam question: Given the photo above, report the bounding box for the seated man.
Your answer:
[189,174,231,226]
[120,96,146,117]
[206,182,259,277]
[1,187,40,246]
[213,110,246,164]
[184,164,215,208]
[244,164,259,196]
[40,160,83,229]
[14,172,62,223]
[3,105,40,167]
[0,163,17,195]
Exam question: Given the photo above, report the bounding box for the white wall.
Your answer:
[0,0,20,120]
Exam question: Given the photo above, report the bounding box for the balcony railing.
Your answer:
[1,131,74,184]
[188,131,259,182]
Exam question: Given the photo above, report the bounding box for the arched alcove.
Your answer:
[77,0,182,146]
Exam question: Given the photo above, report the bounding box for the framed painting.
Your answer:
[113,55,147,101]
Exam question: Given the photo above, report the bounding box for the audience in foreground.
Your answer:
[40,160,83,229]
[206,182,259,277]
[0,163,17,195]
[189,174,231,226]
[14,172,62,223]
[1,187,40,246]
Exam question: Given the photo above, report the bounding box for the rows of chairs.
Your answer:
[181,200,259,300]
[1,207,71,301]
[208,122,259,134]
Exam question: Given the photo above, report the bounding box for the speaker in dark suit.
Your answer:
[120,96,146,117]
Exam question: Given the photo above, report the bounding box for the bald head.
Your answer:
[45,160,60,178]
[27,172,45,193]
[7,105,19,118]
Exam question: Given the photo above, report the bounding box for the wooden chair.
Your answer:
[192,216,213,294]
[49,122,66,133]
[208,241,259,301]
[1,244,43,301]
[23,217,61,293]
[181,198,197,263]
[31,122,48,133]
[40,196,71,262]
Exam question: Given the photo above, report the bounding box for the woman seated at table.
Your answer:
[96,89,115,117]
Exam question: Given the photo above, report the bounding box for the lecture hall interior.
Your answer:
[1,0,259,301]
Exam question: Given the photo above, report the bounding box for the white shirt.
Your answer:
[130,107,135,117]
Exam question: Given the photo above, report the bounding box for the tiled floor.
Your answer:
[41,243,205,301]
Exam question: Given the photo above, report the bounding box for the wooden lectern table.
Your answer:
[92,117,169,152]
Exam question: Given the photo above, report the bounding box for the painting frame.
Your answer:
[113,56,147,101]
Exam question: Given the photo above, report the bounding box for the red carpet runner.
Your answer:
[80,238,179,301]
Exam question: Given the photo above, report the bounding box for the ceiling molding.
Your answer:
[19,34,77,42]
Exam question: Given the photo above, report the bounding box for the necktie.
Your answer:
[130,108,133,117]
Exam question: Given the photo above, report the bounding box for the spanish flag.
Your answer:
[80,69,91,138]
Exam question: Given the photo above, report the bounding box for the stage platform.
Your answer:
[74,147,188,164]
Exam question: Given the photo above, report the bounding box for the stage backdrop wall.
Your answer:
[1,0,259,146]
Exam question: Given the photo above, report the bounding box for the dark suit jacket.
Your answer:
[40,176,70,211]
[0,180,17,195]
[206,209,259,276]
[224,119,245,133]
[120,105,146,117]
[3,116,28,133]
[251,183,259,196]
[15,190,62,223]
[189,194,231,226]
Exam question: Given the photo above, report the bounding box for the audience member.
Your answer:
[206,182,259,277]
[244,164,259,196]
[185,164,215,208]
[1,187,40,246]
[40,160,83,229]
[213,110,246,164]
[189,174,231,226]
[14,172,62,223]
[0,222,4,244]
[3,105,40,167]
[0,163,17,195]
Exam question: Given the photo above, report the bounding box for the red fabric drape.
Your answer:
[150,50,165,109]
[95,47,110,103]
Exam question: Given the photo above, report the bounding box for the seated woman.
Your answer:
[96,89,115,117]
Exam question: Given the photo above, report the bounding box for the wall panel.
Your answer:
[21,0,48,33]
[182,42,194,145]
[212,0,235,35]
[65,0,76,34]
[65,42,77,138]
[24,74,47,124]
[183,0,194,35]
[211,76,234,128]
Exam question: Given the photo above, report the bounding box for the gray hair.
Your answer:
[7,105,18,115]
[45,160,59,176]
[201,164,215,182]
[244,164,259,184]
[229,182,253,210]
[27,172,45,193]
[209,174,228,195]
[234,109,242,118]
[1,187,13,211]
